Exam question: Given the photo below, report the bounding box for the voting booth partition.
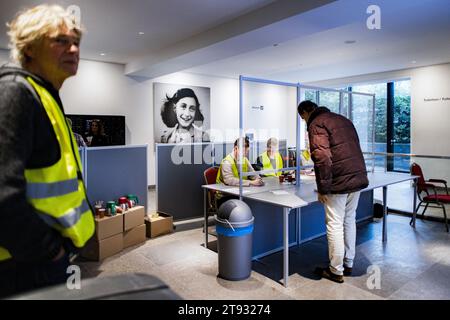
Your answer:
[80,145,148,211]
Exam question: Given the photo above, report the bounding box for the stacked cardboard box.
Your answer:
[81,205,146,261]
[81,213,124,261]
[123,206,146,249]
[145,212,174,238]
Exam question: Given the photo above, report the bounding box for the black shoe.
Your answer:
[314,267,344,283]
[343,266,352,276]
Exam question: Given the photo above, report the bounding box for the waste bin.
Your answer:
[215,199,254,281]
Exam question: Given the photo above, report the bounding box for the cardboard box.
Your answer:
[95,214,124,240]
[145,212,173,238]
[123,224,146,249]
[123,206,145,231]
[81,233,123,261]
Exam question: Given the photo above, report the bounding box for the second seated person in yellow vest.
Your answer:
[255,137,284,177]
[215,137,264,206]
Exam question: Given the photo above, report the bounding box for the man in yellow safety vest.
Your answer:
[215,137,263,207]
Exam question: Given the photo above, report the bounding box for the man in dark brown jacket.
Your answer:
[298,100,369,283]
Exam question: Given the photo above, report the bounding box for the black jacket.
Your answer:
[0,66,70,263]
[307,107,369,194]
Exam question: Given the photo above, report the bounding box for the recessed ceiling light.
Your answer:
[344,40,356,44]
[100,53,106,56]
[138,32,145,35]
[411,60,417,64]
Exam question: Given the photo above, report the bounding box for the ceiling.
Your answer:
[1,0,449,83]
[0,0,276,63]
[185,0,450,83]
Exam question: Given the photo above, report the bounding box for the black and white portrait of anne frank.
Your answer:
[159,88,210,143]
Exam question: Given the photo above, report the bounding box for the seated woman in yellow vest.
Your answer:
[256,137,284,177]
[216,137,263,206]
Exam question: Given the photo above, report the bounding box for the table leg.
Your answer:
[382,186,387,242]
[412,178,418,228]
[297,208,302,246]
[204,189,208,248]
[295,208,299,245]
[283,207,290,287]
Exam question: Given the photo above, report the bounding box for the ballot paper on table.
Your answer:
[223,187,251,194]
[271,190,290,196]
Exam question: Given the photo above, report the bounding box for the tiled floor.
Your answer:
[77,188,450,299]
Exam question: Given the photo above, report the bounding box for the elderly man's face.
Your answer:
[28,27,80,84]
[268,144,278,156]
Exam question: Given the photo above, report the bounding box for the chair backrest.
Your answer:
[410,162,426,193]
[204,166,219,185]
[204,166,219,211]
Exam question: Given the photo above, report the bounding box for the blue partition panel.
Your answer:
[246,199,297,258]
[300,201,326,241]
[78,147,86,179]
[300,190,373,242]
[356,191,374,220]
[85,145,148,211]
[157,144,212,220]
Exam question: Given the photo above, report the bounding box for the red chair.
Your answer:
[203,166,220,218]
[411,163,449,232]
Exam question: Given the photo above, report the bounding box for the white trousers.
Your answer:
[323,192,361,276]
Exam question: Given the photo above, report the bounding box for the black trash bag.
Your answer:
[373,202,384,218]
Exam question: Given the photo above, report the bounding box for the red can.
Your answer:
[118,197,128,204]
[118,197,129,212]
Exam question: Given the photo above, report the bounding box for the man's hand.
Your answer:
[250,178,264,186]
[318,193,328,204]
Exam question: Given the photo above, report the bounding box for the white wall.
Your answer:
[243,82,297,147]
[307,63,450,181]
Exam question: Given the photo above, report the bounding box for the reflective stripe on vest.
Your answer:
[27,178,79,199]
[0,77,94,262]
[261,151,283,176]
[37,200,90,229]
[216,153,249,184]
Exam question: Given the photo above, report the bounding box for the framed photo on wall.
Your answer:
[153,82,210,143]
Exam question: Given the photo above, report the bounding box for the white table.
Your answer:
[203,172,419,287]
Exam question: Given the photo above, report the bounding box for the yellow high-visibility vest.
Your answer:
[302,149,311,162]
[0,77,94,261]
[216,153,249,184]
[260,151,283,176]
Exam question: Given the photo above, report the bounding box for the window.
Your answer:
[351,80,410,172]
[392,80,411,171]
[318,90,340,113]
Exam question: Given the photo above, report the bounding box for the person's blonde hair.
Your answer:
[267,137,279,148]
[7,4,83,66]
